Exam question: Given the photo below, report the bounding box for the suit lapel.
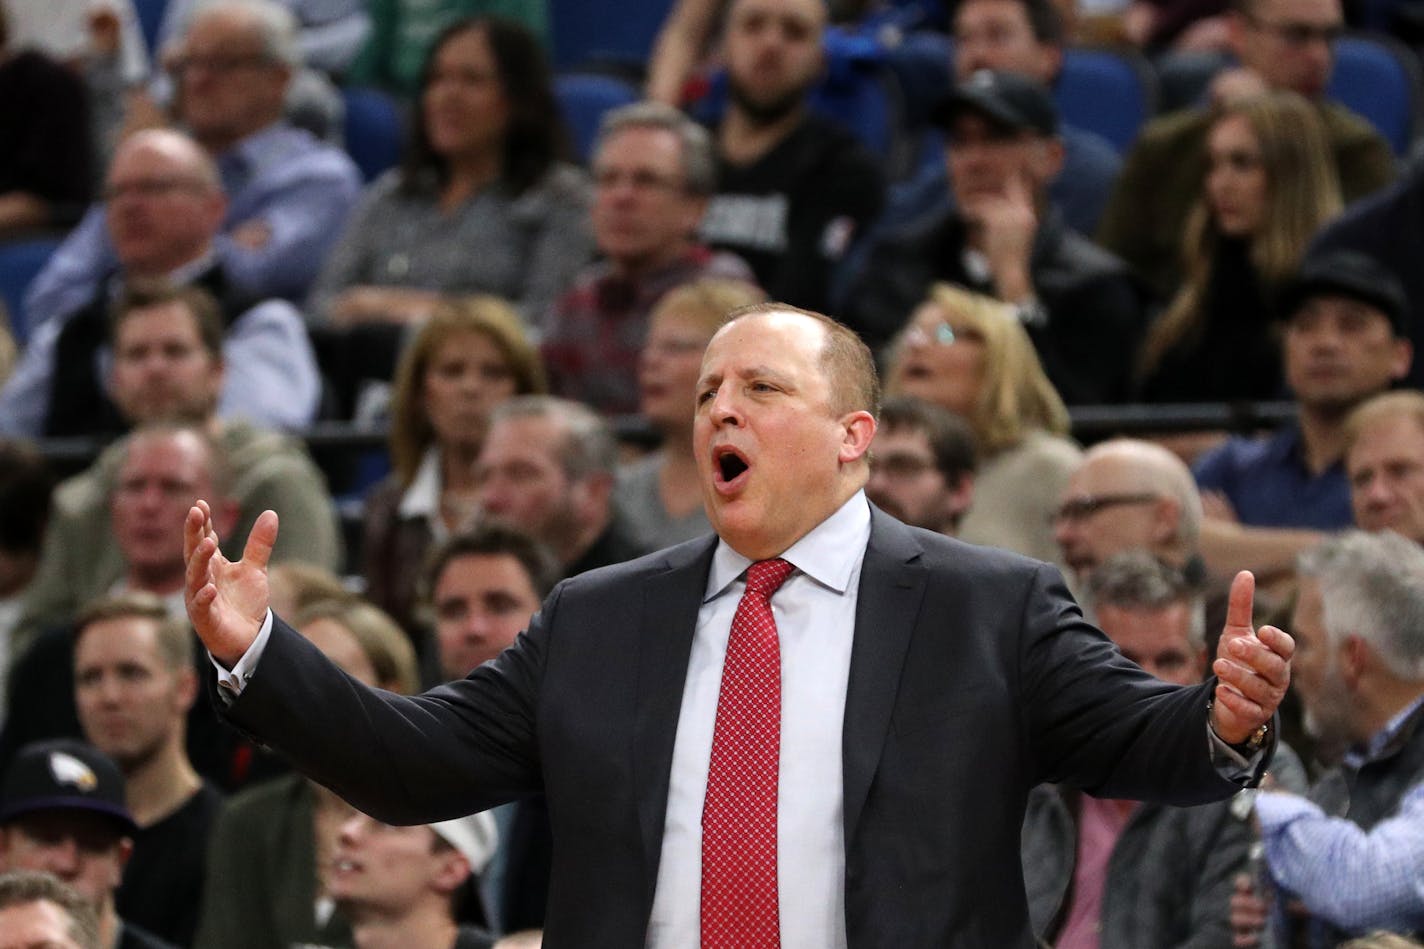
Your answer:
[843,510,926,837]
[633,536,719,905]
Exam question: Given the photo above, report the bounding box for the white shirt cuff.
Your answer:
[209,609,274,703]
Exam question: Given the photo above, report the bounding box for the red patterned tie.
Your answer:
[701,557,796,949]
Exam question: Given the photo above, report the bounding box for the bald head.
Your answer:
[1054,439,1202,580]
[104,130,226,276]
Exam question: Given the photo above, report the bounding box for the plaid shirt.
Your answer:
[540,245,754,416]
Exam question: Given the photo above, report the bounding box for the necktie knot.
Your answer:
[745,558,795,600]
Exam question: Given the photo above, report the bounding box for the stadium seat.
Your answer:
[555,73,641,164]
[1055,46,1158,154]
[0,238,62,347]
[548,0,675,69]
[1327,33,1421,156]
[342,87,405,182]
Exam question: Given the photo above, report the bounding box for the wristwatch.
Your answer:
[1207,695,1271,754]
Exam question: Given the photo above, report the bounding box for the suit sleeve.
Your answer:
[221,592,555,823]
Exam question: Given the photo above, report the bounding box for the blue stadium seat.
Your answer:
[1055,47,1158,154]
[548,0,675,69]
[555,73,641,164]
[0,238,62,347]
[342,88,405,182]
[1327,33,1421,156]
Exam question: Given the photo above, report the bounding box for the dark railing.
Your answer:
[29,401,1300,490]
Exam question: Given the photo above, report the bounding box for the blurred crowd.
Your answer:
[2,0,1424,944]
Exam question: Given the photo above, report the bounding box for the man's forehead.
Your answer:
[1352,414,1424,462]
[595,127,682,169]
[729,0,826,28]
[118,302,202,339]
[1252,0,1341,23]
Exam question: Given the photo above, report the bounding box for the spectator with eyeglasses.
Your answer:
[1052,438,1204,590]
[0,129,322,439]
[1100,0,1395,303]
[884,281,1081,563]
[540,102,756,417]
[22,0,361,337]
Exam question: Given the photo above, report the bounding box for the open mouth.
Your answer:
[713,446,751,490]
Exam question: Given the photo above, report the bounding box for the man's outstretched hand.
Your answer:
[1212,571,1295,746]
[184,501,276,668]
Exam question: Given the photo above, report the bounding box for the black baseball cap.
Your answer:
[0,740,136,834]
[932,69,1059,137]
[1281,251,1410,337]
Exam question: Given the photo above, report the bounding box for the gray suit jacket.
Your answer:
[223,509,1249,947]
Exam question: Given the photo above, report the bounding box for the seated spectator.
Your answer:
[1240,531,1424,944]
[475,396,650,578]
[415,524,555,932]
[0,130,322,437]
[540,102,755,416]
[196,596,423,949]
[1099,0,1395,301]
[0,869,103,949]
[13,426,237,655]
[845,70,1145,403]
[1137,93,1342,402]
[0,739,173,948]
[72,594,223,948]
[1194,251,1412,529]
[155,0,371,87]
[309,17,592,332]
[331,810,497,949]
[697,0,884,313]
[0,3,93,236]
[15,305,340,646]
[1345,391,1424,545]
[362,296,546,639]
[3,0,147,168]
[1022,552,1254,949]
[617,279,765,551]
[0,441,52,713]
[864,395,977,536]
[421,524,557,684]
[23,0,362,333]
[948,0,1122,236]
[346,0,547,97]
[1309,158,1424,389]
[884,282,1081,563]
[1053,438,1204,588]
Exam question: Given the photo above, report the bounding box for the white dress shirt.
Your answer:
[645,491,870,949]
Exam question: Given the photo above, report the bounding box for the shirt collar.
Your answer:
[398,447,443,519]
[215,122,286,188]
[704,490,871,602]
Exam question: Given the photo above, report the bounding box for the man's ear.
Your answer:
[839,411,877,465]
[1390,338,1413,382]
[432,849,473,895]
[1341,634,1371,687]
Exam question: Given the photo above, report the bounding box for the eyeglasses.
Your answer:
[904,321,981,347]
[102,177,210,202]
[1246,17,1343,46]
[593,168,686,193]
[169,52,274,75]
[1049,492,1159,524]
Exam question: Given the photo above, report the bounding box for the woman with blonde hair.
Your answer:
[362,295,546,639]
[886,282,1081,562]
[1138,92,1343,401]
[619,278,766,550]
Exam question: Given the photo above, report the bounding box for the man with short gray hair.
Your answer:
[540,102,755,415]
[1244,530,1424,945]
[1021,551,1254,949]
[475,396,649,581]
